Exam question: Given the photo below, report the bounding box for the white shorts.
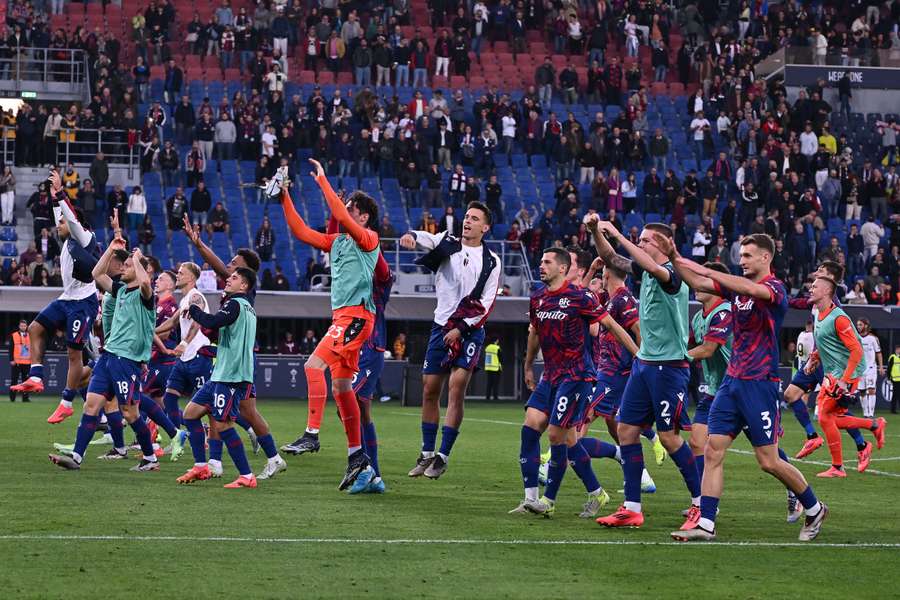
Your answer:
[862,368,877,391]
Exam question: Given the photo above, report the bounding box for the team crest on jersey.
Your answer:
[558,297,570,309]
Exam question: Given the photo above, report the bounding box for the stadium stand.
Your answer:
[0,0,898,302]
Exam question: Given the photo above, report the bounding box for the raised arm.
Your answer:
[310,159,379,252]
[182,213,229,278]
[92,237,126,292]
[399,229,442,250]
[581,256,604,287]
[49,171,91,247]
[586,215,632,274]
[281,188,336,251]
[132,248,152,299]
[598,220,673,284]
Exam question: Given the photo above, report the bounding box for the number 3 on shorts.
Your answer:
[760,410,772,432]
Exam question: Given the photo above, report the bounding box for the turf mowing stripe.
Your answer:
[1,534,898,548]
[396,413,900,477]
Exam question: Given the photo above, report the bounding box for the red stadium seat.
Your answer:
[317,71,334,85]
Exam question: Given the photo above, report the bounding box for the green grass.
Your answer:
[1,397,898,599]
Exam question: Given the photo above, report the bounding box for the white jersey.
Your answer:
[178,287,211,362]
[411,231,501,328]
[860,334,880,373]
[58,236,98,301]
[796,330,815,369]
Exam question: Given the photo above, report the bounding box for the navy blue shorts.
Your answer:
[590,371,630,418]
[353,345,385,400]
[191,380,251,422]
[707,376,781,447]
[87,353,143,406]
[423,323,485,375]
[166,355,214,396]
[617,360,691,432]
[143,360,175,397]
[789,364,824,392]
[36,296,99,350]
[693,392,715,426]
[526,378,593,429]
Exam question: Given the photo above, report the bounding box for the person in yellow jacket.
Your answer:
[484,337,501,401]
[9,320,31,402]
[888,344,900,414]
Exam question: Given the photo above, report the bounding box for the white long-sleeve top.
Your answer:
[410,230,502,329]
[128,193,147,215]
[53,199,98,301]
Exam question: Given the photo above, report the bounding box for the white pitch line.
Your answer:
[0,533,897,549]
[398,412,900,476]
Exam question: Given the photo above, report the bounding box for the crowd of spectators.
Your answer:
[1,0,898,300]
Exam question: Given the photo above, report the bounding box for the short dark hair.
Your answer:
[112,249,129,262]
[234,266,257,289]
[146,255,162,275]
[71,206,91,230]
[466,201,492,225]
[704,261,730,275]
[741,233,775,256]
[161,269,177,284]
[606,264,627,280]
[347,191,379,229]
[856,317,870,327]
[819,260,844,283]
[815,275,838,293]
[644,222,673,238]
[543,247,571,272]
[565,244,592,271]
[236,248,261,272]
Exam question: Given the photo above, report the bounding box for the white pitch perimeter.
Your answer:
[0,534,898,549]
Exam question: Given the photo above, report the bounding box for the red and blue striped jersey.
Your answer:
[151,294,179,363]
[530,281,608,385]
[367,262,394,352]
[715,275,787,381]
[593,286,639,376]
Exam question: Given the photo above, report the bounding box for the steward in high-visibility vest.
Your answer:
[9,320,31,402]
[888,346,900,414]
[484,339,501,401]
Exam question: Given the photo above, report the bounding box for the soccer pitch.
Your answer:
[2,398,898,598]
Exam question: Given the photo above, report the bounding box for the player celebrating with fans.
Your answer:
[13,170,99,423]
[399,202,501,480]
[49,238,159,472]
[587,218,702,529]
[661,233,828,542]
[281,158,381,491]
[803,277,886,478]
[181,215,286,479]
[176,268,260,488]
[512,248,639,518]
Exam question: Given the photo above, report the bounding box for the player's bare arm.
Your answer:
[586,214,633,274]
[599,220,671,283]
[582,256,604,287]
[132,248,152,299]
[671,256,719,294]
[689,258,773,300]
[523,326,539,392]
[689,339,722,361]
[182,213,229,278]
[92,236,126,293]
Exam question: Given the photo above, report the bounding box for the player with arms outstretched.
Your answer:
[281,158,381,490]
[49,239,159,472]
[399,202,501,480]
[662,234,827,542]
[512,249,639,518]
[176,268,260,488]
[14,170,100,424]
[182,215,286,478]
[588,218,702,529]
